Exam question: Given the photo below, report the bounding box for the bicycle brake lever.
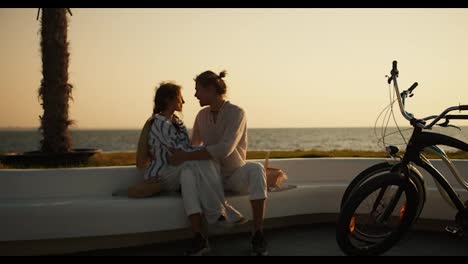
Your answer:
[448,125,462,131]
[401,90,414,98]
[437,119,462,131]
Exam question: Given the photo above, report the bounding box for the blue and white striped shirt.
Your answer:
[145,114,203,180]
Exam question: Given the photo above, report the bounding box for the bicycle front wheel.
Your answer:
[336,173,419,256]
[340,162,393,209]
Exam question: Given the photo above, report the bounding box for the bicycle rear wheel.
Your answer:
[336,173,419,256]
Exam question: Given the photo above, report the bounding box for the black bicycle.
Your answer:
[336,61,468,256]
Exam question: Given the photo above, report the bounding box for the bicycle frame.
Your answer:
[401,127,468,213]
[387,60,468,212]
[422,145,468,209]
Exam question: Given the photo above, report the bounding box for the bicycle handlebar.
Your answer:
[408,82,418,93]
[388,60,399,84]
[425,106,468,128]
[392,61,398,75]
[445,115,468,120]
[388,61,467,129]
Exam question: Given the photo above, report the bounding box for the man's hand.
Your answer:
[168,149,187,166]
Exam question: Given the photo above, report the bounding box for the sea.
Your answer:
[1,127,467,153]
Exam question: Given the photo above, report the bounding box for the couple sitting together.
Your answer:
[135,70,269,256]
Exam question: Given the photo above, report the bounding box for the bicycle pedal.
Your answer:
[445,225,464,237]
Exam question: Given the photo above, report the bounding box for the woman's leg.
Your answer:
[162,161,244,228]
[179,166,205,233]
[159,165,210,256]
[189,160,244,224]
[159,165,204,234]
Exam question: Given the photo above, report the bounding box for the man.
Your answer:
[169,70,268,256]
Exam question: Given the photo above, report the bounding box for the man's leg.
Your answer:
[226,162,268,229]
[251,199,266,232]
[188,213,203,234]
[225,162,268,256]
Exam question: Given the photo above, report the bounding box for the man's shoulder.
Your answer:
[225,102,245,116]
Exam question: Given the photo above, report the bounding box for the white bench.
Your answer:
[1,158,467,255]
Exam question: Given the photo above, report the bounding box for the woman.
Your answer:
[138,82,245,256]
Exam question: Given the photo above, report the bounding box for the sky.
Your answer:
[1,8,468,129]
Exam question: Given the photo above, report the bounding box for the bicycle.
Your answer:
[336,61,468,256]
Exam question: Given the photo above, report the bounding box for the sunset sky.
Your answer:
[1,8,468,129]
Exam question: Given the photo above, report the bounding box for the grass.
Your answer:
[0,149,467,169]
[247,150,389,159]
[86,152,138,167]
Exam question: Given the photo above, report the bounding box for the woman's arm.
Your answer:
[169,108,246,165]
[169,148,212,166]
[149,118,177,150]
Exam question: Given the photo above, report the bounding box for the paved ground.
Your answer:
[68,223,468,256]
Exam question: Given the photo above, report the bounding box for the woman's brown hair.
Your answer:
[153,82,181,115]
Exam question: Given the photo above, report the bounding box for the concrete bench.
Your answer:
[1,158,467,255]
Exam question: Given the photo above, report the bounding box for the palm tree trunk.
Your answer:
[38,8,73,153]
